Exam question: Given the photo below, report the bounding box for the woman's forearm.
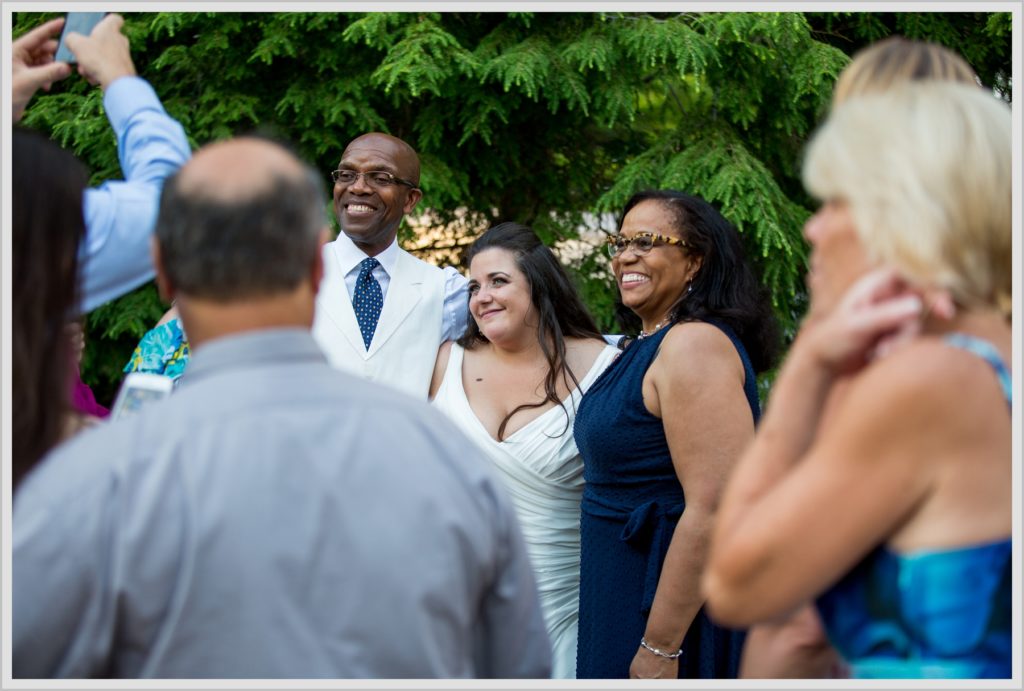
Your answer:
[703,337,838,623]
[642,508,714,651]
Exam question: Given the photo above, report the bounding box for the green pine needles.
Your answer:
[13,10,1012,403]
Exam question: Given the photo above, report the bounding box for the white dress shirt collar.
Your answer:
[332,232,400,280]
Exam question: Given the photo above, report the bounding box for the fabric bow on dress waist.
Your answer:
[582,492,684,615]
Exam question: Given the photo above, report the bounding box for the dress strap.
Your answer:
[446,341,465,378]
[943,333,1012,410]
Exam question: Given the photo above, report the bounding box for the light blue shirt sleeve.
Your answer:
[441,266,469,342]
[79,76,191,314]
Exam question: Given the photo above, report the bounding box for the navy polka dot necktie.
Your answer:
[353,257,383,350]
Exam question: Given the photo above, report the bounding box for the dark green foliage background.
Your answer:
[14,11,1012,405]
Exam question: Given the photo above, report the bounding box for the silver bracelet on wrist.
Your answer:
[640,637,683,659]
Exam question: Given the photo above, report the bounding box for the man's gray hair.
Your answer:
[155,161,325,300]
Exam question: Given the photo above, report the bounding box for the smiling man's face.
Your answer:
[332,133,422,256]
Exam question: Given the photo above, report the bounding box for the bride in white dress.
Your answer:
[429,223,618,678]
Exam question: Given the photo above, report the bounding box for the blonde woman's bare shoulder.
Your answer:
[856,334,1007,416]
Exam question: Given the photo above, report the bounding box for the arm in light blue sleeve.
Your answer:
[79,76,191,314]
[441,266,469,341]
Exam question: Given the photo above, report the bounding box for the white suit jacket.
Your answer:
[312,240,446,399]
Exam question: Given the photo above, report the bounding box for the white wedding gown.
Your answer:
[432,343,619,678]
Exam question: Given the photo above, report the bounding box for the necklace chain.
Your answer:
[638,319,670,340]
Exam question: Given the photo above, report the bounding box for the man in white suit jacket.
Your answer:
[312,133,468,398]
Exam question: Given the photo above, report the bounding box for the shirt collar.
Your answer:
[180,328,326,386]
[332,232,400,278]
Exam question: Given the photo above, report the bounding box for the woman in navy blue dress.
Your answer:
[573,191,780,678]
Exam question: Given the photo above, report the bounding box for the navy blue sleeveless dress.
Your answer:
[573,321,758,679]
[816,333,1012,678]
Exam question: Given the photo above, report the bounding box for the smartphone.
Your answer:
[54,12,107,64]
[110,372,175,421]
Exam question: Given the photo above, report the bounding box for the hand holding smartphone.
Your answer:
[54,12,107,64]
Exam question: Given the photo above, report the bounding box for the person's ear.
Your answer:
[687,254,704,284]
[151,237,175,302]
[403,187,423,214]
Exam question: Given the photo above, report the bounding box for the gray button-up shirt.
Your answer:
[13,329,551,679]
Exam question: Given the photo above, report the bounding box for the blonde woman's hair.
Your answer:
[832,36,979,107]
[804,82,1011,317]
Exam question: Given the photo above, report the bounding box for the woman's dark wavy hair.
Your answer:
[12,127,89,489]
[615,190,780,373]
[458,222,604,440]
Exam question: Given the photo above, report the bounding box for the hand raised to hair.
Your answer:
[800,266,931,376]
[11,17,73,122]
[63,13,136,91]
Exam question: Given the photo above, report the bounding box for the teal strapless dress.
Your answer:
[816,333,1012,679]
[816,540,1011,678]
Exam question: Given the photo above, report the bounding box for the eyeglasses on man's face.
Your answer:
[606,231,688,259]
[330,169,417,189]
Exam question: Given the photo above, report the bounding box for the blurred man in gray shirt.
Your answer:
[12,137,552,679]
